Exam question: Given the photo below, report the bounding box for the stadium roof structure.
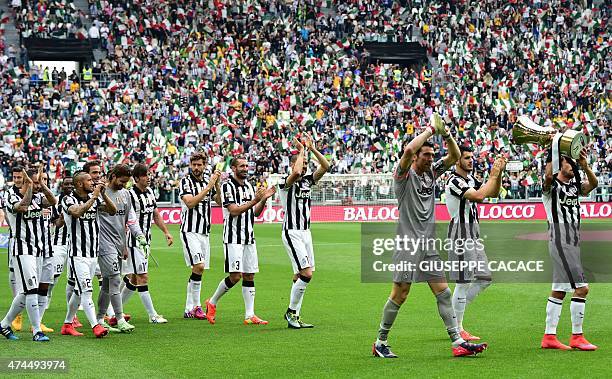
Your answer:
[363,42,427,66]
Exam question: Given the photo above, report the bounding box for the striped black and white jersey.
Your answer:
[445,172,482,240]
[4,186,47,257]
[62,191,102,258]
[41,208,53,258]
[1,191,13,265]
[128,186,157,246]
[543,177,581,246]
[51,196,68,246]
[180,171,215,235]
[278,174,315,231]
[222,175,256,245]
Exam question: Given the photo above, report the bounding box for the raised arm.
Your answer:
[252,187,276,217]
[285,137,305,188]
[226,186,265,217]
[38,166,57,207]
[441,133,461,170]
[304,134,330,182]
[182,171,221,209]
[543,160,553,194]
[577,148,598,196]
[398,128,433,174]
[99,185,117,215]
[67,189,100,219]
[463,157,507,203]
[14,171,33,213]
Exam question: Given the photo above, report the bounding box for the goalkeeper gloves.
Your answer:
[136,235,151,258]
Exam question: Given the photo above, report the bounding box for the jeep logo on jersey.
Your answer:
[416,174,434,196]
[294,186,311,199]
[24,209,43,219]
[116,209,126,216]
[82,211,97,220]
[417,186,434,196]
[560,197,579,206]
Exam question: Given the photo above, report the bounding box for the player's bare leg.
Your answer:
[285,268,313,329]
[372,282,409,358]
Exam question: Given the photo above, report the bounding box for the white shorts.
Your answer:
[51,245,68,277]
[123,246,148,275]
[13,255,39,293]
[70,256,97,294]
[552,282,589,293]
[181,232,210,268]
[39,256,57,284]
[98,254,121,277]
[282,229,315,274]
[224,243,259,273]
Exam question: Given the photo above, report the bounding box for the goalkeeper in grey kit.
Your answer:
[97,164,149,332]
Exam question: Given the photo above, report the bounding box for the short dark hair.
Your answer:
[83,160,101,173]
[132,163,148,179]
[190,152,206,164]
[230,155,246,167]
[459,145,473,155]
[73,171,88,185]
[11,166,24,174]
[416,141,434,155]
[26,168,37,178]
[108,164,132,179]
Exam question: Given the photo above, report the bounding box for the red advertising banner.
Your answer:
[155,202,612,225]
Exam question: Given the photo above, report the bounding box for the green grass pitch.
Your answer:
[0,220,610,378]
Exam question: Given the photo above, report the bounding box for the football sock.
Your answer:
[65,293,80,324]
[184,280,193,312]
[465,279,491,304]
[376,298,401,344]
[108,275,124,321]
[189,273,202,308]
[545,297,563,334]
[37,288,49,321]
[289,275,310,314]
[82,291,99,328]
[452,283,469,330]
[25,294,41,335]
[435,288,463,346]
[570,297,586,334]
[242,280,255,319]
[210,277,235,305]
[66,280,75,305]
[96,278,111,322]
[1,294,25,329]
[138,285,158,317]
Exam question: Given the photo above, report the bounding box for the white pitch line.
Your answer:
[154,242,360,250]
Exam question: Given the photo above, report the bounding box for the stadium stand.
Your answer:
[0,0,610,202]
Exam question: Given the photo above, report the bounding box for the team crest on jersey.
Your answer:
[565,186,578,197]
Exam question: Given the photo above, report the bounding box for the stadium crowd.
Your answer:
[0,0,610,202]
